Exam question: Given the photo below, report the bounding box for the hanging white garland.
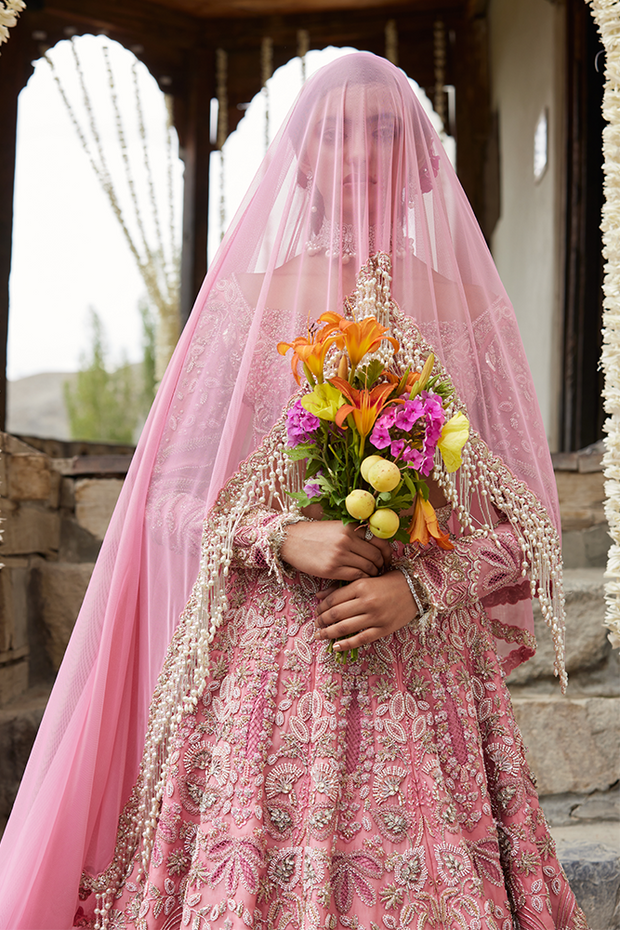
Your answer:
[216,47,228,242]
[0,0,25,53]
[433,20,448,130]
[297,29,309,85]
[44,38,181,382]
[385,19,398,67]
[261,36,273,154]
[588,0,620,648]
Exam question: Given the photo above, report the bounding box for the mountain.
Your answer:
[7,372,77,440]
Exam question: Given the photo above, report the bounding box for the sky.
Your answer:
[9,38,452,381]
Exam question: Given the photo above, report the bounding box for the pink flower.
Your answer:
[390,438,405,458]
[370,420,392,449]
[393,398,423,432]
[287,400,320,446]
[370,392,445,476]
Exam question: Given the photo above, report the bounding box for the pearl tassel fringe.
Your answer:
[87,417,303,927]
[86,261,567,922]
[392,309,567,691]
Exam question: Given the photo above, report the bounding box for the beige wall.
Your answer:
[489,0,565,451]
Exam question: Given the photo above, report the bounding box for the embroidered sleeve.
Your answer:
[232,506,308,582]
[405,522,527,617]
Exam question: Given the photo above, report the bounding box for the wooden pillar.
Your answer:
[178,49,214,328]
[453,10,493,240]
[0,21,32,430]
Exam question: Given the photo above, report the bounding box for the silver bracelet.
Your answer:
[396,565,425,617]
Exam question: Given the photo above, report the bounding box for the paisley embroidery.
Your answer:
[80,559,588,929]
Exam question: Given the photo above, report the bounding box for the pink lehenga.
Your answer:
[73,299,586,930]
[0,53,589,930]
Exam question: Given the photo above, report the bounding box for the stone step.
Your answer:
[551,821,620,930]
[507,568,619,811]
[510,692,619,797]
[508,568,615,687]
[562,522,610,571]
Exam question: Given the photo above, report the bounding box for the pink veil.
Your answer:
[0,52,563,930]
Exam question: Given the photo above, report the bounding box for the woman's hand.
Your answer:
[315,570,418,650]
[280,520,392,581]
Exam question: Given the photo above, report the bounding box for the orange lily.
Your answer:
[330,377,397,448]
[408,493,453,550]
[318,312,400,371]
[277,332,339,385]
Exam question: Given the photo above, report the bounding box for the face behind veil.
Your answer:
[0,52,561,930]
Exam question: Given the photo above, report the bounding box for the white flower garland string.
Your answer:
[588,0,620,648]
[0,0,25,52]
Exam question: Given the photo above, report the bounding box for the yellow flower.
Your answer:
[301,383,345,421]
[437,412,470,472]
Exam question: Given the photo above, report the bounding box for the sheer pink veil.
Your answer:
[0,52,561,929]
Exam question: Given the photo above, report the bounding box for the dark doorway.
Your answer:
[561,0,605,452]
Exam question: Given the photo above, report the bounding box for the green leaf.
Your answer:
[287,490,312,507]
[366,359,386,385]
[304,458,322,479]
[285,444,314,461]
[396,365,411,395]
[416,480,430,501]
[386,494,413,511]
[378,491,392,502]
[354,358,385,389]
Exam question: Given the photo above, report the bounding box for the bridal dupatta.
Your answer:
[0,52,565,930]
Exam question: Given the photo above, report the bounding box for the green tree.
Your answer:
[64,308,140,443]
[139,298,156,412]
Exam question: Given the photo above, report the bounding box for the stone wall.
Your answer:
[0,433,133,830]
[507,442,620,930]
[554,441,610,570]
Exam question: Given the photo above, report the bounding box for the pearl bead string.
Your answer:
[86,253,567,925]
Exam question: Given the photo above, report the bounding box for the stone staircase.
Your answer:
[506,444,620,929]
[0,435,618,925]
[508,571,620,929]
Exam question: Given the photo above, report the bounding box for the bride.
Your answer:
[0,52,588,930]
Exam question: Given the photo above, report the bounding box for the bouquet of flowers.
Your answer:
[278,311,470,550]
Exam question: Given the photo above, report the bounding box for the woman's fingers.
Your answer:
[315,580,369,627]
[351,528,390,568]
[372,537,393,566]
[316,612,366,637]
[316,577,367,614]
[281,520,388,579]
[347,535,385,572]
[353,528,393,567]
[315,572,418,641]
[315,608,386,650]
[332,627,382,650]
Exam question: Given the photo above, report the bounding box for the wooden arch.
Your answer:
[0,0,491,429]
